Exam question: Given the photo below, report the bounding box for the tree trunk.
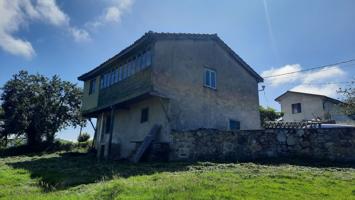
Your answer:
[26,126,41,147]
[46,132,55,144]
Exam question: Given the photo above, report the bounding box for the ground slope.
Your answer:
[0,152,354,200]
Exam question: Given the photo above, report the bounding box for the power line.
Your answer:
[262,59,355,79]
[291,81,354,86]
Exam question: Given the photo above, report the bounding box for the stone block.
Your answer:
[287,135,297,146]
[277,132,287,143]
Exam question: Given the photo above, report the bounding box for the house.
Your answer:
[78,31,263,160]
[275,91,353,124]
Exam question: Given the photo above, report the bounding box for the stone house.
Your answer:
[78,32,263,160]
[275,91,353,124]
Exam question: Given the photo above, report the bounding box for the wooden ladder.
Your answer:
[131,124,161,163]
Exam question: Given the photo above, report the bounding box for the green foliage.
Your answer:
[0,153,354,199]
[0,140,76,157]
[0,106,4,120]
[0,107,4,148]
[259,106,284,126]
[338,84,355,118]
[0,70,84,147]
[77,132,90,143]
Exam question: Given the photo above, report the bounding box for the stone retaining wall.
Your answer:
[170,128,355,162]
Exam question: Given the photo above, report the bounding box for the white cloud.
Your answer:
[104,7,121,23]
[0,0,135,58]
[262,64,345,86]
[70,27,91,42]
[0,33,35,58]
[262,64,346,98]
[261,64,302,86]
[0,0,35,58]
[87,0,134,29]
[36,0,69,26]
[291,84,340,98]
[0,0,90,58]
[302,67,344,83]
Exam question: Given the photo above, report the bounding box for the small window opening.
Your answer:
[229,120,240,130]
[141,108,149,123]
[89,78,96,95]
[292,103,302,114]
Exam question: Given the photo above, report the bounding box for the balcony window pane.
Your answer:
[118,67,123,81]
[145,51,152,67]
[115,68,119,83]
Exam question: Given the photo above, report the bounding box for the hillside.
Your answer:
[0,152,354,200]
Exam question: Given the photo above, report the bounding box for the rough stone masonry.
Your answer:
[169,128,355,162]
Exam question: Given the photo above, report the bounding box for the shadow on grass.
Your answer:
[249,157,355,169]
[7,152,193,191]
[6,152,355,192]
[0,142,76,158]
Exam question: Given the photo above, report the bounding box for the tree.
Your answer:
[259,106,284,126]
[0,70,84,146]
[78,132,90,143]
[0,107,3,119]
[338,82,355,119]
[0,107,4,147]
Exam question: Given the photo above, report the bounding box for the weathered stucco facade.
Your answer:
[78,32,263,160]
[152,39,261,131]
[276,91,353,124]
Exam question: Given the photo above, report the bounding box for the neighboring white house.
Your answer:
[275,91,353,124]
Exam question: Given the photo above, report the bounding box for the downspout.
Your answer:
[107,106,115,159]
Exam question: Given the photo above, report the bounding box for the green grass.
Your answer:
[0,152,354,200]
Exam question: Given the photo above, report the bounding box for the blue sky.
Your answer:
[1,0,355,140]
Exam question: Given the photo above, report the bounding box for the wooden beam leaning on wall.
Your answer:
[131,124,162,163]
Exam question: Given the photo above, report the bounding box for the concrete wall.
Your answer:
[279,93,325,122]
[170,128,355,162]
[152,39,261,130]
[95,96,170,159]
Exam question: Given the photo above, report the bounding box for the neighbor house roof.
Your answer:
[78,31,263,82]
[275,91,342,104]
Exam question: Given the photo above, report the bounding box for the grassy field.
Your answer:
[0,152,354,200]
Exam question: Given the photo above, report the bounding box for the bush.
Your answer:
[78,133,90,143]
[78,141,91,149]
[0,140,75,157]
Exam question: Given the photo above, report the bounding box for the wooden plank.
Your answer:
[131,124,161,163]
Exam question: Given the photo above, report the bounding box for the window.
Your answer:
[138,55,144,70]
[119,67,123,81]
[127,61,132,77]
[292,103,302,114]
[134,56,140,72]
[229,120,240,130]
[89,78,96,95]
[204,68,216,89]
[145,51,152,67]
[105,73,109,88]
[140,108,149,123]
[115,68,119,83]
[105,114,112,134]
[103,74,106,88]
[121,65,125,79]
[132,58,137,74]
[109,71,112,86]
[100,77,104,89]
